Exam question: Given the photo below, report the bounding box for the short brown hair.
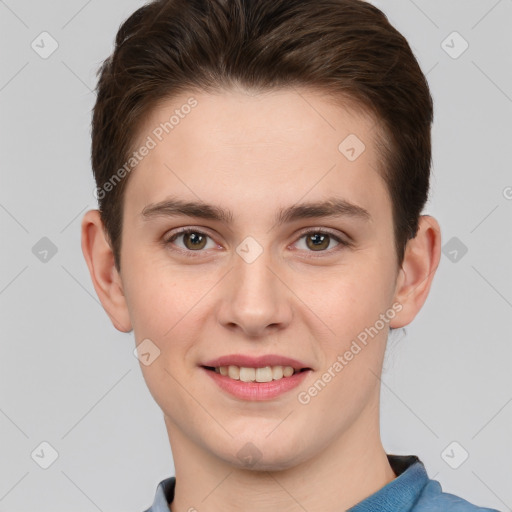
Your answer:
[91,0,433,271]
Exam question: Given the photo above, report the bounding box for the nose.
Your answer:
[216,241,293,338]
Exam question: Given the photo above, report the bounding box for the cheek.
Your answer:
[121,248,219,359]
[300,277,390,412]
[300,259,394,340]
[124,263,208,402]
[295,261,395,404]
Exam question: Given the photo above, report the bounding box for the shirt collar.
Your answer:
[146,454,428,512]
[347,454,429,511]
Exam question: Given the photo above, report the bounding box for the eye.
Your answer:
[164,228,218,255]
[293,229,349,255]
[163,227,350,258]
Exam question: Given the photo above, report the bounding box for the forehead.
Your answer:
[137,87,378,152]
[124,87,389,222]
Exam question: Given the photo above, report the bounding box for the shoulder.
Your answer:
[413,479,501,512]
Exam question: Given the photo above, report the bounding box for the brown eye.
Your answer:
[305,232,331,251]
[182,231,207,250]
[165,228,216,254]
[295,230,344,253]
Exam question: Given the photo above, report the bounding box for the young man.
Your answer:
[81,0,500,510]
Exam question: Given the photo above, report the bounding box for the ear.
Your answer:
[81,209,132,332]
[389,215,442,328]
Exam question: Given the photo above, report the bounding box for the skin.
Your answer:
[81,87,441,512]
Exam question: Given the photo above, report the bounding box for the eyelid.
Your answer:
[294,226,351,245]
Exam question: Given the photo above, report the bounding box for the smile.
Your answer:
[204,365,307,382]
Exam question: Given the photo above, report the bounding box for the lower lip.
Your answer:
[202,367,311,401]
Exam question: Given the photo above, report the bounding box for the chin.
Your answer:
[228,453,304,473]
[213,436,311,473]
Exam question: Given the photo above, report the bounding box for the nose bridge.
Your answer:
[219,236,292,335]
[236,240,273,296]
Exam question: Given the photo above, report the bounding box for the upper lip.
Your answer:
[202,354,311,371]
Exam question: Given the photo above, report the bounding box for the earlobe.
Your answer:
[389,215,442,329]
[80,209,133,333]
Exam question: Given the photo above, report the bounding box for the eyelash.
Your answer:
[163,227,351,259]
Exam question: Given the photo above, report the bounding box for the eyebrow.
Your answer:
[141,196,371,227]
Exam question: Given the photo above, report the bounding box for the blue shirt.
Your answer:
[143,454,501,512]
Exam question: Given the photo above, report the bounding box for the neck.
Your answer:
[167,406,396,512]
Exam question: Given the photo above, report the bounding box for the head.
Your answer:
[82,0,441,470]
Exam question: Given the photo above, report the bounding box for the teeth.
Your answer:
[228,365,240,380]
[214,365,298,382]
[272,366,283,380]
[283,366,294,377]
[239,367,256,382]
[256,367,273,382]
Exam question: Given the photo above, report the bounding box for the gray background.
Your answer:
[0,0,511,511]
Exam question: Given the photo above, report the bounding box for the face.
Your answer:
[117,88,404,470]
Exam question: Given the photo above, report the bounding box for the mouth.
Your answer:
[200,354,313,400]
[201,365,311,383]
